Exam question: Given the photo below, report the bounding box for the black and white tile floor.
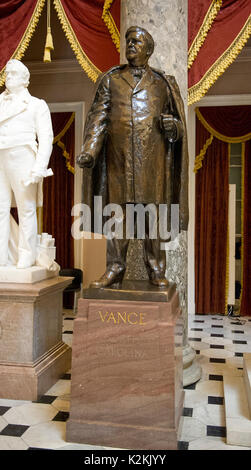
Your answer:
[0,312,251,450]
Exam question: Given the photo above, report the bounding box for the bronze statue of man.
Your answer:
[77,26,188,288]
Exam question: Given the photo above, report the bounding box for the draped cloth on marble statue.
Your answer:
[7,217,59,272]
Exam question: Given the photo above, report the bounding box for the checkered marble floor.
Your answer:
[0,311,251,450]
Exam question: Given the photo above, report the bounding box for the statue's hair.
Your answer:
[5,59,30,88]
[125,26,154,56]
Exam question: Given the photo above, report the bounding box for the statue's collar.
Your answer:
[121,64,152,90]
[2,87,30,103]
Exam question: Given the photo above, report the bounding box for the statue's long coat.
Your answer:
[0,89,53,207]
[81,64,189,232]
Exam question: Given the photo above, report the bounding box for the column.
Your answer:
[120,0,201,386]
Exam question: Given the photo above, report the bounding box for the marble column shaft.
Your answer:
[120,0,201,386]
[120,0,187,105]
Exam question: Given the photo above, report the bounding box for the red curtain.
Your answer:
[188,0,251,104]
[53,0,120,81]
[0,0,45,86]
[195,117,229,314]
[43,112,75,269]
[241,140,251,316]
[195,105,251,315]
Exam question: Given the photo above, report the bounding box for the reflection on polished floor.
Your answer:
[0,312,251,450]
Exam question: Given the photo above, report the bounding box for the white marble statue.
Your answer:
[0,59,53,269]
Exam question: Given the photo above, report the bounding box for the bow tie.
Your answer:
[130,67,145,79]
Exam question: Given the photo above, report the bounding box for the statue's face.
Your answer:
[126,31,150,66]
[5,67,26,92]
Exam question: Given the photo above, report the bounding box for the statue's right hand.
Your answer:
[77,152,94,168]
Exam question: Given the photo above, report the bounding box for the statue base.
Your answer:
[66,281,184,450]
[0,277,72,400]
[0,265,57,284]
[183,343,202,387]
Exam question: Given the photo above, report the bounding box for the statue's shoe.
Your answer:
[149,269,169,288]
[90,265,125,288]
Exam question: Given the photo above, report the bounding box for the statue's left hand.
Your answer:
[160,114,178,142]
[160,114,176,133]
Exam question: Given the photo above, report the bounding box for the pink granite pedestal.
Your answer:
[66,282,184,450]
[0,277,72,401]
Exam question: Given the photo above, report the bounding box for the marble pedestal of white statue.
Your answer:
[0,275,72,401]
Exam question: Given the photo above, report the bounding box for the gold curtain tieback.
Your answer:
[43,0,54,62]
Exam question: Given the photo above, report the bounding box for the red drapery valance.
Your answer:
[194,105,251,172]
[197,105,251,139]
[0,0,120,85]
[0,0,46,86]
[53,0,120,81]
[188,0,251,105]
[1,1,250,98]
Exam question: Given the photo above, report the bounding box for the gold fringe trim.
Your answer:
[194,134,213,173]
[102,0,120,53]
[188,15,251,105]
[239,142,245,313]
[53,0,101,82]
[224,144,230,314]
[0,0,46,87]
[188,0,222,69]
[196,107,251,144]
[53,112,75,174]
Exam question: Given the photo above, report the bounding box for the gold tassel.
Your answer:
[43,47,51,62]
[45,26,54,50]
[43,0,54,62]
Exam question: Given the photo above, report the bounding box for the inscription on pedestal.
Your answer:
[87,307,157,364]
[98,310,147,325]
[95,339,147,360]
